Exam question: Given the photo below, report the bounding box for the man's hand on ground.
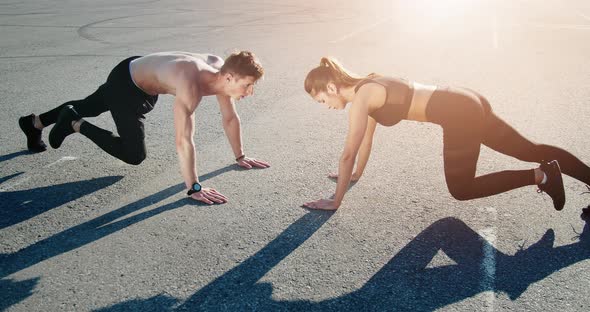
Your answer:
[190,187,228,204]
[237,156,270,169]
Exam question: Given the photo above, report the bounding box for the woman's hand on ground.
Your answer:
[190,187,228,204]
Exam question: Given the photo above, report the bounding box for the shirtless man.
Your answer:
[18,51,270,204]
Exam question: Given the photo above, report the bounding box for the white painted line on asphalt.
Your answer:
[0,156,77,191]
[46,156,77,167]
[479,226,497,312]
[330,17,390,44]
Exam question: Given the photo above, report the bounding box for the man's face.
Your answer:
[226,74,257,101]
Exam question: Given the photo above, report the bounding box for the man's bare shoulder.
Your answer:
[202,54,224,69]
[135,52,221,98]
[197,53,224,71]
[157,51,223,69]
[142,51,220,65]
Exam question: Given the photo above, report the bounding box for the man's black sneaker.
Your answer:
[18,114,47,153]
[49,105,80,149]
[537,160,566,211]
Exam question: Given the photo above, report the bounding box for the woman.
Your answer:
[302,57,590,211]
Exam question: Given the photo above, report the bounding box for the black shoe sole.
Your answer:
[48,106,78,149]
[541,160,566,211]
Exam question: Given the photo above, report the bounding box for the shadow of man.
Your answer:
[0,164,239,310]
[0,175,124,229]
[0,151,29,163]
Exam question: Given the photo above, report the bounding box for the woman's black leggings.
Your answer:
[38,56,158,165]
[425,87,590,200]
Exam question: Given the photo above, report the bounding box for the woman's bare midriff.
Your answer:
[407,82,437,122]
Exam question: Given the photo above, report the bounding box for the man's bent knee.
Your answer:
[122,152,146,165]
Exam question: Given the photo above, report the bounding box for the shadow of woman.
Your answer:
[95,217,590,311]
[94,211,333,312]
[315,217,590,311]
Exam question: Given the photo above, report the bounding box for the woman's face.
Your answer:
[312,85,347,110]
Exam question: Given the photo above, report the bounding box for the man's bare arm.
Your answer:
[173,94,199,189]
[174,76,227,204]
[217,94,244,160]
[217,95,270,169]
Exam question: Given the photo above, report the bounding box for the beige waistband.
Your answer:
[407,81,437,122]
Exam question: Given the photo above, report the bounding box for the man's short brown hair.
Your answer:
[220,51,264,80]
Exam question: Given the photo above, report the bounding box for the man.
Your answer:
[18,51,270,204]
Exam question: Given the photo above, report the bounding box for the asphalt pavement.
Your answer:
[1,0,590,311]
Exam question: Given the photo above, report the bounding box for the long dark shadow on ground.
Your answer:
[0,176,124,229]
[0,172,23,185]
[0,151,29,163]
[96,217,590,311]
[0,164,237,311]
[94,211,333,312]
[0,277,39,312]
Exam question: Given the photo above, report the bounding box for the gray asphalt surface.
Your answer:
[1,0,590,311]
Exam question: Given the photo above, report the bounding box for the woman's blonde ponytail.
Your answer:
[305,57,369,94]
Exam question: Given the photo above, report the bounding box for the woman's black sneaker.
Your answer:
[538,160,566,211]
